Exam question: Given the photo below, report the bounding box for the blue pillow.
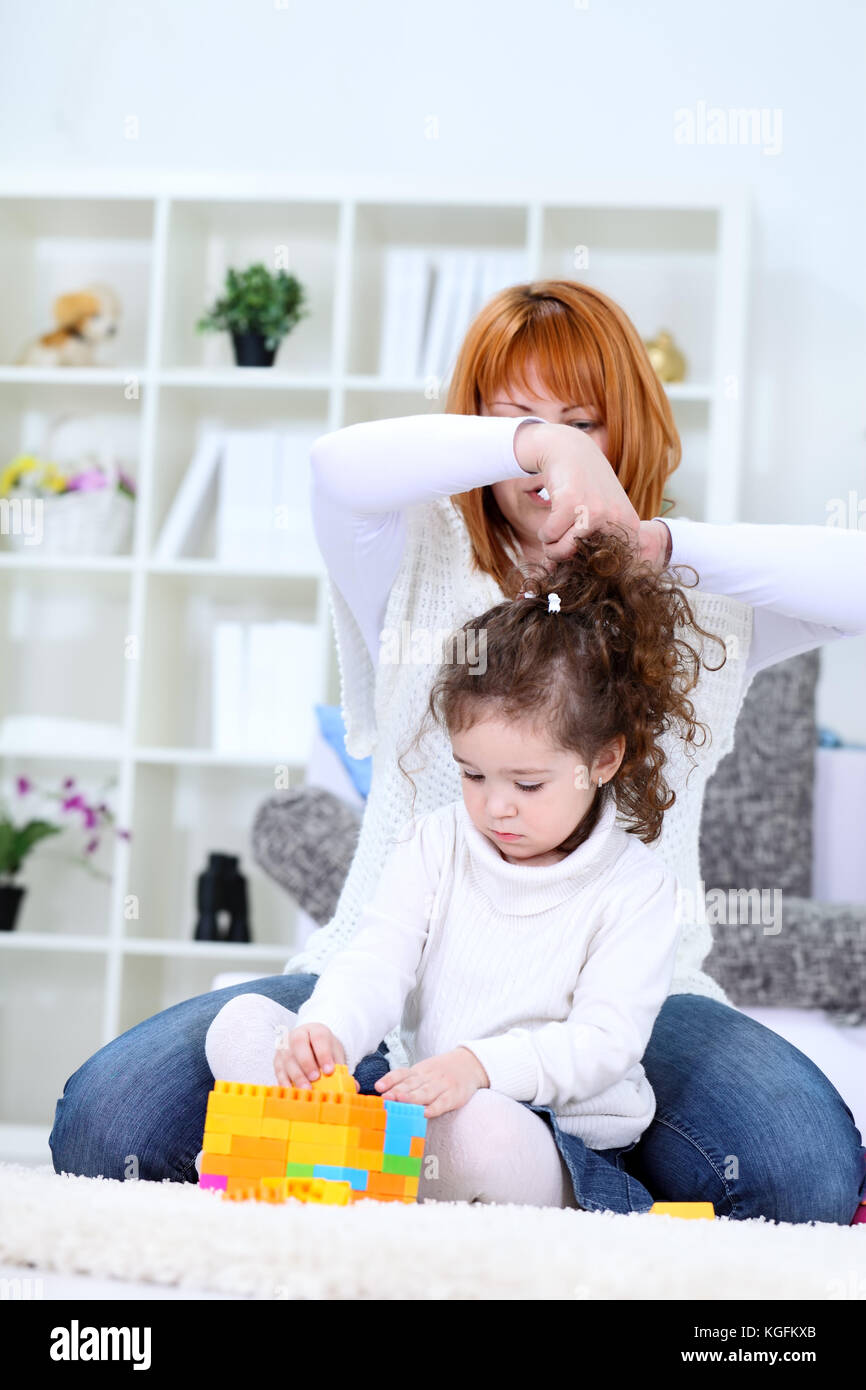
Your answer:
[314,704,372,799]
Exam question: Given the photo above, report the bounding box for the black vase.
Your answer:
[0,882,25,931]
[194,852,251,943]
[230,330,276,368]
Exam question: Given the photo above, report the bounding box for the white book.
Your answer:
[276,619,318,756]
[442,253,481,381]
[211,622,246,753]
[242,620,318,755]
[154,430,222,560]
[379,247,432,381]
[271,425,320,569]
[246,623,283,751]
[478,248,529,312]
[421,250,462,383]
[408,250,435,380]
[216,430,277,565]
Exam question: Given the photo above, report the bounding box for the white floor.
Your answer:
[0,1259,244,1300]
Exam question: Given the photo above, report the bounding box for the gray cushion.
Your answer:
[699,650,820,898]
[250,787,361,928]
[704,897,866,1025]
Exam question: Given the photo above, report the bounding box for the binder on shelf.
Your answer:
[421,250,463,383]
[154,430,223,560]
[378,247,433,381]
[271,426,320,569]
[212,622,247,754]
[216,430,277,566]
[441,253,482,381]
[211,619,320,756]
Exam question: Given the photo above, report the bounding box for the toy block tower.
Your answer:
[198,1064,427,1205]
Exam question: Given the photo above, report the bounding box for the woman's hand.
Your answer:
[514,420,643,561]
[374,1047,490,1118]
[273,1020,359,1091]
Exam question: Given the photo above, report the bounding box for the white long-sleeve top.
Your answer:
[295,792,682,1151]
[309,412,866,681]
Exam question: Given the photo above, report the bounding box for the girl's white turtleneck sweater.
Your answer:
[296,792,682,1151]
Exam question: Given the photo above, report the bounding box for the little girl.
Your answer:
[204,527,727,1213]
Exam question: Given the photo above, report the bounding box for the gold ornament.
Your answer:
[644,329,687,383]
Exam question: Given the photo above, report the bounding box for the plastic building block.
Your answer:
[198,1064,426,1207]
[649,1202,715,1220]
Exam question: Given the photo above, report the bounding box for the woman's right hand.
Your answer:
[513,419,642,561]
[273,1020,358,1091]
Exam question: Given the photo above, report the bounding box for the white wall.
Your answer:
[1,0,863,737]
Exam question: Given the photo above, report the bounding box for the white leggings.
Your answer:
[204,992,578,1210]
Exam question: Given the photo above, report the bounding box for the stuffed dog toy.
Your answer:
[16,283,122,366]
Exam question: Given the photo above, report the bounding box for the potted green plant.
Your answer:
[0,773,131,930]
[196,263,309,367]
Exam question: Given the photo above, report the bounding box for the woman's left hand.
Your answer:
[637,518,671,571]
[374,1047,490,1117]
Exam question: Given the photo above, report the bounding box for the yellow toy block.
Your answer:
[260,1117,292,1140]
[313,1066,356,1095]
[207,1082,269,1118]
[262,1176,352,1205]
[355,1147,384,1172]
[650,1202,715,1220]
[203,1112,262,1137]
[290,1120,358,1148]
[201,1130,232,1155]
[287,1141,350,1167]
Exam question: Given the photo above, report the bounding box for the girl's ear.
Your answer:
[592,736,626,784]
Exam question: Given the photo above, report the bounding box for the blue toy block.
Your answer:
[313,1163,369,1191]
[383,1131,415,1157]
[384,1100,426,1121]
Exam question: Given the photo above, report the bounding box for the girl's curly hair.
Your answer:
[396,525,728,852]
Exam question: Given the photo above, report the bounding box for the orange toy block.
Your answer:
[230,1134,289,1161]
[263,1092,321,1122]
[650,1202,715,1220]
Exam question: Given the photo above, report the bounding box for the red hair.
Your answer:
[445,279,681,592]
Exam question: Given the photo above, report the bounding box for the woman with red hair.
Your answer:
[50,281,866,1224]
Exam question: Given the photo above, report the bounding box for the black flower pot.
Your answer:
[230,330,277,368]
[0,882,25,931]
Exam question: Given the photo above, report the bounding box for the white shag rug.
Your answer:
[2,1163,864,1301]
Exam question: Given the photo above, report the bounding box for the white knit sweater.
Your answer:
[295,793,682,1150]
[287,477,756,1069]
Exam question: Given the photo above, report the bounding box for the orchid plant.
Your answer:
[0,775,132,885]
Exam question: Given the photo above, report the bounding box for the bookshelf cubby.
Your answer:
[0,178,750,1159]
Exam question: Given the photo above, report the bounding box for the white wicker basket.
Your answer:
[4,419,134,557]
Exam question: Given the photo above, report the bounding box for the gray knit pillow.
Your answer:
[704,898,866,1025]
[699,650,820,898]
[250,787,362,929]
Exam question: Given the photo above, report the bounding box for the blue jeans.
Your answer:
[48,975,866,1224]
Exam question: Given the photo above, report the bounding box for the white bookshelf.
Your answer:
[0,179,750,1159]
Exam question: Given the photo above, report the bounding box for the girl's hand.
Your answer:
[374,1047,490,1118]
[273,1021,359,1092]
[514,420,642,561]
